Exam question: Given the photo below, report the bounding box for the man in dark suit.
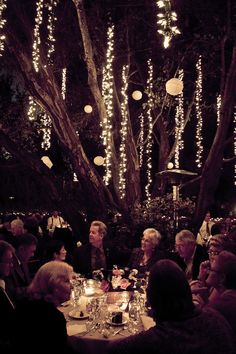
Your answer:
[5,233,38,304]
[73,220,112,278]
[173,229,208,281]
[0,240,15,348]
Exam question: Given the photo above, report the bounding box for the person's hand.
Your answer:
[198,260,211,282]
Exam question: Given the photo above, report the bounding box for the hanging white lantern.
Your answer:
[84,105,93,113]
[165,78,183,96]
[94,156,104,166]
[41,156,53,169]
[132,90,142,101]
[167,162,174,169]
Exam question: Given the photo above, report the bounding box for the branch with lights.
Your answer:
[0,0,7,56]
[156,0,180,48]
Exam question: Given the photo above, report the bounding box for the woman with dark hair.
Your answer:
[108,260,235,354]
[44,239,67,262]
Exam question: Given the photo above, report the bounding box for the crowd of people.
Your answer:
[0,209,236,353]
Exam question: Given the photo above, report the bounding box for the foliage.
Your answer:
[131,193,195,239]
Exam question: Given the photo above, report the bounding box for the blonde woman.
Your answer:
[128,228,166,275]
[12,261,73,354]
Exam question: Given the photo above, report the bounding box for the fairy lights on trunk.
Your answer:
[0,0,7,56]
[102,23,115,185]
[145,59,154,202]
[195,56,203,168]
[61,67,67,100]
[118,65,129,199]
[174,70,184,168]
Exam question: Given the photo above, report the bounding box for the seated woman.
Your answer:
[127,228,166,276]
[44,239,67,262]
[12,261,73,354]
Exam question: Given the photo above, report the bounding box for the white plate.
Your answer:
[107,320,127,327]
[68,310,89,320]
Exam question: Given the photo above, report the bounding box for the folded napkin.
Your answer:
[141,315,155,330]
[67,324,87,336]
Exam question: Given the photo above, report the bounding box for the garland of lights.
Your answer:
[139,113,144,167]
[216,94,221,126]
[45,0,58,64]
[118,65,129,199]
[156,0,180,48]
[234,108,236,186]
[174,70,184,168]
[41,112,52,150]
[195,56,203,168]
[101,23,115,185]
[32,0,44,72]
[27,96,37,121]
[145,59,154,203]
[61,67,67,100]
[0,0,7,56]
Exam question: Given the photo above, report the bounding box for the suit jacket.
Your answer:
[5,254,31,303]
[128,248,166,276]
[73,243,112,278]
[12,298,68,354]
[168,245,208,280]
[0,286,15,342]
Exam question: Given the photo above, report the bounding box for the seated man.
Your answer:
[174,229,208,281]
[108,259,235,354]
[73,220,112,278]
[0,240,15,349]
[5,233,38,304]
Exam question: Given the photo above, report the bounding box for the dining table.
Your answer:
[58,291,155,354]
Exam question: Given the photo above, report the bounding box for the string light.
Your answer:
[195,56,203,168]
[45,0,58,63]
[145,59,154,203]
[73,172,78,182]
[41,112,52,150]
[101,23,115,185]
[0,0,7,56]
[216,94,221,126]
[61,67,67,100]
[156,0,180,49]
[118,65,129,199]
[234,108,236,186]
[139,113,144,167]
[32,0,44,72]
[27,96,37,121]
[174,70,184,168]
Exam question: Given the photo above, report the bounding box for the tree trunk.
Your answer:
[193,45,236,232]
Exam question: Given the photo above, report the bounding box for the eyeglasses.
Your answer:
[208,251,220,256]
[0,260,13,265]
[209,267,221,274]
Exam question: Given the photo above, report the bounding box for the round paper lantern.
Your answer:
[93,156,104,166]
[41,156,53,169]
[165,78,183,96]
[132,90,142,101]
[167,162,174,169]
[84,105,93,113]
